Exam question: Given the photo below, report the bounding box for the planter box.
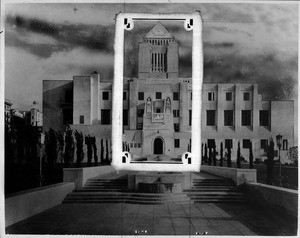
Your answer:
[63,165,115,189]
[201,165,257,185]
[5,182,74,227]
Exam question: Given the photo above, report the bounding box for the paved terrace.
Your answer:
[6,171,298,235]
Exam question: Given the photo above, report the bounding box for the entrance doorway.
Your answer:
[154,137,163,154]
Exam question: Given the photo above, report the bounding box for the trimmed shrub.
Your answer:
[266,139,274,184]
[100,139,104,164]
[237,141,241,168]
[64,126,74,168]
[91,137,98,166]
[249,141,254,169]
[74,130,84,168]
[85,135,93,167]
[227,146,232,167]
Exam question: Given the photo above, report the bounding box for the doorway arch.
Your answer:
[153,137,164,154]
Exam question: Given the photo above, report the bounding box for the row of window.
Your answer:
[205,110,269,127]
[101,91,180,101]
[207,91,250,101]
[127,138,289,150]
[205,138,288,150]
[99,91,251,102]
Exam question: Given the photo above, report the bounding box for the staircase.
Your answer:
[63,177,192,205]
[184,178,247,203]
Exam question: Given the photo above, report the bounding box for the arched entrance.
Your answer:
[153,137,163,154]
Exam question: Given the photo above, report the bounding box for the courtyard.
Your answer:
[6,199,297,235]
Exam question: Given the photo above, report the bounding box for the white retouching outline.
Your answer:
[112,12,203,172]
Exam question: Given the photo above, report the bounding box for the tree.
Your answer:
[100,139,104,164]
[64,126,74,168]
[91,137,98,166]
[288,146,298,166]
[213,141,217,166]
[56,130,64,163]
[106,139,109,164]
[74,130,84,167]
[237,141,241,168]
[85,135,93,167]
[249,141,254,169]
[219,142,223,167]
[208,147,212,165]
[204,143,208,164]
[45,128,58,167]
[266,139,274,185]
[227,146,232,167]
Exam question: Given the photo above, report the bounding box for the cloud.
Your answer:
[6,15,115,58]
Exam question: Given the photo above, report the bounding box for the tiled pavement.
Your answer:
[6,202,297,235]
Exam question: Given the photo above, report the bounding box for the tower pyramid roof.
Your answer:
[144,22,174,39]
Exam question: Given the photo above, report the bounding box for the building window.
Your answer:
[190,92,192,101]
[79,115,84,124]
[208,92,215,101]
[261,139,268,150]
[243,139,251,149]
[137,143,141,148]
[283,139,288,150]
[101,109,111,125]
[138,92,144,101]
[156,108,162,113]
[173,92,179,101]
[189,110,192,126]
[224,110,234,126]
[130,143,133,148]
[226,92,232,101]
[63,108,73,125]
[243,92,250,101]
[225,139,233,149]
[123,92,126,100]
[102,91,109,100]
[174,139,180,148]
[156,92,162,99]
[241,110,251,126]
[207,139,215,148]
[173,110,179,117]
[259,110,270,126]
[123,110,128,126]
[65,90,73,103]
[174,123,179,132]
[137,109,144,117]
[137,123,143,130]
[206,110,216,126]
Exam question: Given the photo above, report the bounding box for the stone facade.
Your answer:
[43,23,294,163]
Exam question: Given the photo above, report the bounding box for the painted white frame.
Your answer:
[112,12,203,172]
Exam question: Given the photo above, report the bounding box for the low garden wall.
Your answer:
[63,165,115,189]
[5,182,74,227]
[245,182,298,218]
[201,165,257,185]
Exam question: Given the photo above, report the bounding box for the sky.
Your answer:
[3,2,298,111]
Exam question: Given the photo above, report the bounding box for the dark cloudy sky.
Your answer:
[4,2,298,111]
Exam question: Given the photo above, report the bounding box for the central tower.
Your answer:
[138,22,179,79]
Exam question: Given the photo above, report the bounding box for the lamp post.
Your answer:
[276,134,283,185]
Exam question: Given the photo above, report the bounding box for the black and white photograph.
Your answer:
[1,0,298,236]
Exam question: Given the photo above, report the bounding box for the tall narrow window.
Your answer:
[207,110,216,126]
[138,92,144,101]
[259,110,270,126]
[174,139,180,148]
[283,139,288,150]
[226,92,232,101]
[123,110,128,126]
[243,92,250,101]
[207,139,215,148]
[63,108,73,125]
[189,110,192,126]
[173,110,179,117]
[123,92,127,100]
[79,115,84,124]
[173,92,179,101]
[208,92,215,101]
[225,139,233,149]
[243,139,251,149]
[101,109,111,125]
[174,123,179,132]
[156,92,162,99]
[261,139,268,150]
[65,90,73,103]
[102,92,109,100]
[224,110,234,126]
[242,110,251,126]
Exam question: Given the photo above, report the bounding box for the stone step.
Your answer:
[64,196,191,202]
[76,188,128,192]
[63,199,192,205]
[69,192,189,197]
